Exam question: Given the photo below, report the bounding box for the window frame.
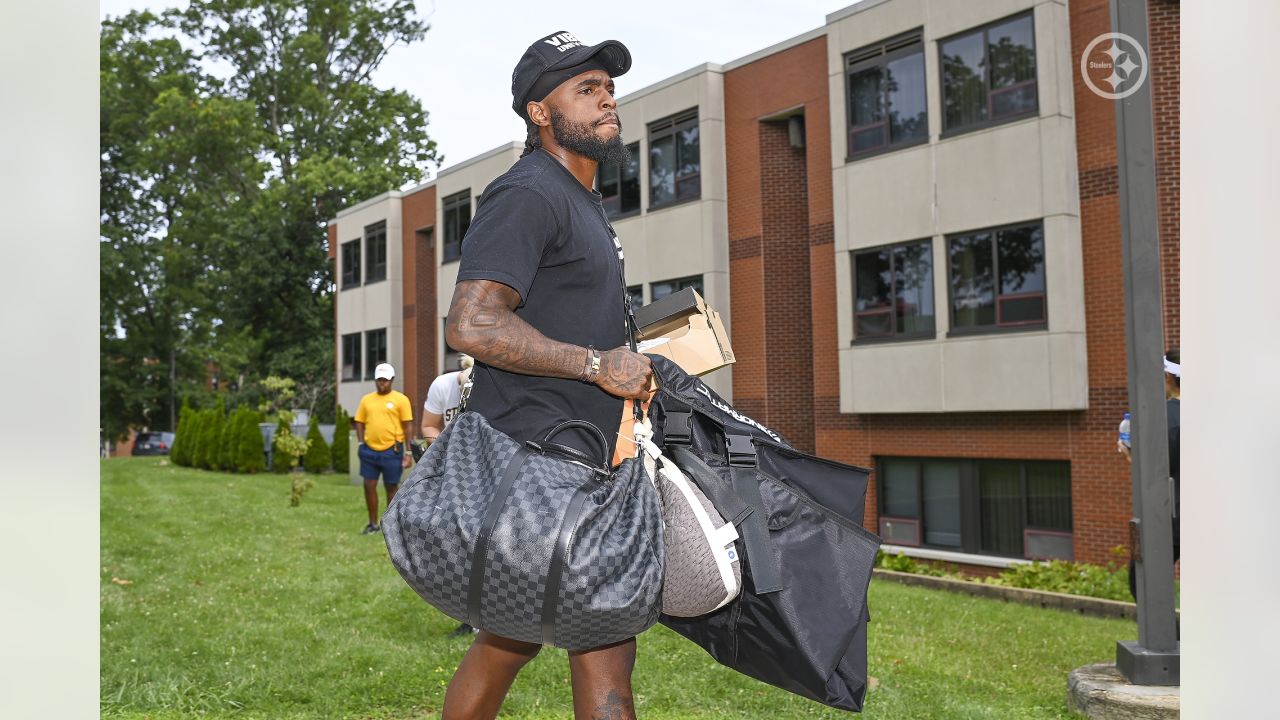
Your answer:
[945,219,1048,337]
[341,332,362,382]
[843,29,930,162]
[877,456,1072,559]
[363,328,387,380]
[850,238,936,344]
[441,189,472,264]
[598,141,642,219]
[340,239,361,290]
[938,11,1039,138]
[364,221,387,284]
[647,109,701,211]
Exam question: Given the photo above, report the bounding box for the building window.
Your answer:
[627,285,644,309]
[650,275,703,301]
[599,142,641,217]
[341,240,361,289]
[948,221,1046,332]
[648,109,700,208]
[341,332,361,382]
[878,457,1072,559]
[940,12,1038,134]
[853,239,935,340]
[364,328,387,379]
[364,221,387,283]
[844,31,928,158]
[442,189,472,263]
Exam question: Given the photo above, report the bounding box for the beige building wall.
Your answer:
[333,192,404,413]
[614,64,733,399]
[826,0,1086,413]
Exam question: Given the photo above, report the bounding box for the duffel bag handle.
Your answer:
[528,420,611,473]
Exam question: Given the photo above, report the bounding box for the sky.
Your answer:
[99,0,863,180]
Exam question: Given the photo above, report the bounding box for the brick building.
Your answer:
[328,0,1178,570]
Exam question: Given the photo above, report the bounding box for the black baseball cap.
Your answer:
[511,31,631,120]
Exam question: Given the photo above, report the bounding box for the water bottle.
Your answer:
[1118,412,1131,449]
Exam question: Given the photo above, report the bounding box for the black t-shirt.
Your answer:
[456,149,627,460]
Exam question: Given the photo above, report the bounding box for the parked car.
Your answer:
[132,431,176,456]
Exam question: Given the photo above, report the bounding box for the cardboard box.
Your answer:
[633,288,735,376]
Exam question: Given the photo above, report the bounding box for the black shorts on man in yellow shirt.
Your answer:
[353,362,415,535]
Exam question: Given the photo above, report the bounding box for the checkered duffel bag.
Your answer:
[382,412,665,650]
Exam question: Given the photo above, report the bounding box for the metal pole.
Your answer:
[1111,0,1179,686]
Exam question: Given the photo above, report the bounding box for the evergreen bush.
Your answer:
[218,409,243,472]
[303,417,329,473]
[237,411,266,474]
[271,418,294,473]
[198,403,225,470]
[331,406,350,473]
[170,401,194,466]
[184,410,208,469]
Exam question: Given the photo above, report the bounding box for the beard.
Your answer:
[549,107,631,165]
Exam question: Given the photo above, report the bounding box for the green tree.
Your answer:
[219,408,247,471]
[198,402,226,470]
[271,418,294,473]
[183,410,208,469]
[304,417,330,473]
[170,400,195,466]
[100,2,439,439]
[331,405,351,473]
[238,411,266,473]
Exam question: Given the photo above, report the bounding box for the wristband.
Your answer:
[581,345,601,383]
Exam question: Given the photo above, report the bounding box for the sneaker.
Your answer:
[448,623,476,637]
[360,522,380,535]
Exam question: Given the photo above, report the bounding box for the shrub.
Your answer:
[984,559,1132,602]
[237,411,265,474]
[170,402,194,467]
[272,416,309,473]
[304,417,330,474]
[219,409,245,472]
[184,410,208,469]
[331,406,350,473]
[198,404,225,470]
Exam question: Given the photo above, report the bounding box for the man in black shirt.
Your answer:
[441,30,653,720]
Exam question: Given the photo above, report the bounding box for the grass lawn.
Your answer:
[102,457,1134,719]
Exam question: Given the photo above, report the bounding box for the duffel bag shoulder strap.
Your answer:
[670,440,784,594]
[467,447,533,627]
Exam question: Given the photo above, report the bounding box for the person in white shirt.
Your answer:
[421,354,474,442]
[418,354,478,638]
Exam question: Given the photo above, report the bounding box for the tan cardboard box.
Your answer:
[634,290,735,376]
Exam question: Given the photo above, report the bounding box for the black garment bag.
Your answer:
[648,356,881,712]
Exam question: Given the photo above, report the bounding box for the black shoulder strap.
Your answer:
[467,447,531,627]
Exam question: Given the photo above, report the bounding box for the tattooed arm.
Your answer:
[445,279,652,400]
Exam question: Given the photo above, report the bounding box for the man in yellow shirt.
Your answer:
[353,362,415,535]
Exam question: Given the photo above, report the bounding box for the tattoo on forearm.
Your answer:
[447,280,586,379]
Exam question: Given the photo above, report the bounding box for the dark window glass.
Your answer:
[341,332,361,381]
[845,33,927,158]
[879,457,1072,559]
[650,275,703,301]
[648,110,699,207]
[979,461,1024,556]
[364,221,387,283]
[949,221,1045,331]
[341,240,361,289]
[941,31,988,129]
[922,461,962,547]
[1027,462,1072,531]
[627,285,644,309]
[364,328,387,379]
[853,239,934,339]
[881,459,920,518]
[599,142,641,217]
[988,14,1038,119]
[941,12,1037,133]
[442,189,471,263]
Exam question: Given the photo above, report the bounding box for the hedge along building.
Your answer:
[328,0,1179,570]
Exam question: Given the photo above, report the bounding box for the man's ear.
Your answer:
[526,100,551,128]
